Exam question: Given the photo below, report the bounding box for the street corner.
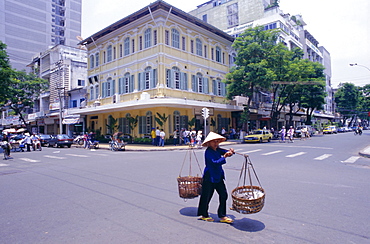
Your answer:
[359,145,370,158]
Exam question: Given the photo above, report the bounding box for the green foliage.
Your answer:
[187,117,196,128]
[334,83,361,117]
[126,114,138,138]
[0,41,49,129]
[106,116,120,134]
[154,112,168,128]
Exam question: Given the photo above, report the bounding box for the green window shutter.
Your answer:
[181,72,187,90]
[130,75,134,92]
[191,75,196,92]
[112,79,116,94]
[102,82,106,98]
[139,72,144,91]
[212,79,217,95]
[151,69,157,89]
[118,78,123,94]
[203,78,209,94]
[221,82,226,96]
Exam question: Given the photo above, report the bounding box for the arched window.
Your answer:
[173,111,180,131]
[216,46,222,62]
[95,85,99,99]
[119,72,132,94]
[172,29,180,49]
[107,45,112,62]
[95,53,99,66]
[102,78,115,97]
[124,37,130,56]
[139,111,153,134]
[196,38,202,56]
[89,55,94,69]
[90,86,94,100]
[144,28,151,48]
[119,113,131,134]
[139,67,157,90]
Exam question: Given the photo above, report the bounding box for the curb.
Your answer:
[359,146,370,158]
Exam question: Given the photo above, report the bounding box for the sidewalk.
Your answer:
[81,140,370,157]
[88,140,241,151]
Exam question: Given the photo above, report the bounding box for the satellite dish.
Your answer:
[76,36,84,41]
[76,36,87,50]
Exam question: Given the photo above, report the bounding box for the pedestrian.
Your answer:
[183,128,190,145]
[179,128,184,145]
[279,126,286,142]
[155,127,161,146]
[159,129,165,147]
[287,126,294,142]
[22,133,32,152]
[151,128,156,146]
[229,127,236,139]
[197,132,234,224]
[221,127,226,138]
[173,129,178,146]
[196,130,202,148]
[1,136,11,158]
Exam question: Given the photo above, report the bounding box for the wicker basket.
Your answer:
[230,154,265,214]
[177,176,203,199]
[231,185,265,214]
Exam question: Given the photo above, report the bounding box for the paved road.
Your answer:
[0,131,369,243]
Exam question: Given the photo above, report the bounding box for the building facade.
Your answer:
[28,45,87,136]
[76,0,242,139]
[0,0,82,71]
[189,0,334,128]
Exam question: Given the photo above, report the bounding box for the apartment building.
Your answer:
[28,45,87,135]
[75,0,242,138]
[189,0,334,128]
[0,0,81,71]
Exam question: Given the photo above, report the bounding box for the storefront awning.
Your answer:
[62,118,80,124]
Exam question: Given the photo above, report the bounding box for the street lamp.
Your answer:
[349,63,370,72]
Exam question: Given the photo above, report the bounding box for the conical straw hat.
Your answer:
[201,131,226,147]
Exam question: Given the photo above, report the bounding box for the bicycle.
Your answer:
[109,140,125,151]
[2,143,11,160]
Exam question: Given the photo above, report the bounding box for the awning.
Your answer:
[62,118,80,124]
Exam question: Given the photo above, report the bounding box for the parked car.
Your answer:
[48,134,73,148]
[323,126,337,134]
[38,134,52,146]
[244,129,273,143]
[294,125,315,137]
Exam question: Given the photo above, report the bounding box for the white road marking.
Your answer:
[241,149,262,154]
[262,150,282,155]
[53,151,61,154]
[0,163,9,167]
[19,158,40,163]
[66,154,89,158]
[44,155,66,160]
[286,152,307,158]
[342,156,361,164]
[314,154,333,160]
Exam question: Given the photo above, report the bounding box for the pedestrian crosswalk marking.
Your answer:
[262,150,282,155]
[314,154,332,160]
[241,149,262,154]
[19,158,40,163]
[342,156,360,164]
[66,154,89,158]
[286,152,307,158]
[44,155,66,160]
[0,163,9,167]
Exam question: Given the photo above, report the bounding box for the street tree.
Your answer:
[225,26,278,131]
[4,71,49,130]
[334,82,361,126]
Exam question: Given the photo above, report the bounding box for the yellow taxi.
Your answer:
[323,126,337,134]
[244,130,273,143]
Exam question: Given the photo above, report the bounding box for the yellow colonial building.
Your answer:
[76,0,243,138]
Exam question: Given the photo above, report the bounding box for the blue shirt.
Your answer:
[203,147,228,183]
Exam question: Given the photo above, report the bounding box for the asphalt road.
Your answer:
[0,131,369,243]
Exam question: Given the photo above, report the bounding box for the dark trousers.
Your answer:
[197,178,228,218]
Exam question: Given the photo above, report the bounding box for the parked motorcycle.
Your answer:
[73,135,85,146]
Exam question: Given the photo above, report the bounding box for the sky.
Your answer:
[82,0,370,88]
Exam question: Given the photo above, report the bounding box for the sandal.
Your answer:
[199,217,214,222]
[220,217,234,224]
